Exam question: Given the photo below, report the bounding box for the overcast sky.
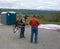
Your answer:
[0,0,60,10]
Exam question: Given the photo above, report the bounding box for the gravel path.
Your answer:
[0,25,60,49]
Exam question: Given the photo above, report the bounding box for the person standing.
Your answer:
[20,15,28,38]
[20,17,25,38]
[14,15,28,38]
[29,15,40,43]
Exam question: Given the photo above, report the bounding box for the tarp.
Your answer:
[38,24,60,30]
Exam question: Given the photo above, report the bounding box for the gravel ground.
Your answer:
[0,25,60,49]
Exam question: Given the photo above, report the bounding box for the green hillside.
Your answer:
[0,8,59,15]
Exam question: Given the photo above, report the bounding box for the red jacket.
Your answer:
[29,17,40,27]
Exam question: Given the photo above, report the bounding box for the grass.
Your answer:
[26,17,60,25]
[40,19,60,25]
[26,17,32,24]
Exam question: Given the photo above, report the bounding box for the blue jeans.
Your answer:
[30,26,38,43]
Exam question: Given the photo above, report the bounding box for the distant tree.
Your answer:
[37,14,46,20]
[46,12,60,22]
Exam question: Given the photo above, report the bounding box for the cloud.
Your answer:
[0,0,60,10]
[36,0,60,10]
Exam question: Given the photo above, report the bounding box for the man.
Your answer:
[14,15,28,38]
[20,17,25,38]
[29,15,40,43]
[20,15,28,38]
